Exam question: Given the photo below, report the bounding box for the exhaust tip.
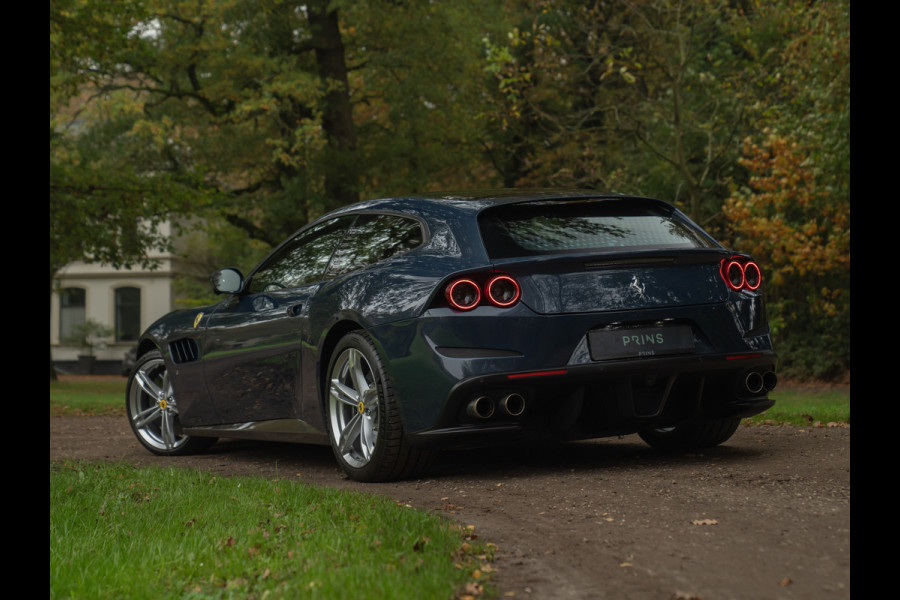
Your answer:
[745,372,764,394]
[466,396,495,419]
[499,393,526,417]
[763,371,778,391]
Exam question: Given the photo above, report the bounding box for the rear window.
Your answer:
[478,200,716,258]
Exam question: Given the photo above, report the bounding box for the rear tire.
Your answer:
[638,417,741,451]
[326,331,430,482]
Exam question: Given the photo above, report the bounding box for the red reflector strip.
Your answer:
[725,354,762,360]
[507,369,568,379]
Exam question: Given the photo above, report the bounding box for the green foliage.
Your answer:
[609,0,754,224]
[50,0,219,281]
[479,0,753,224]
[346,1,507,194]
[52,0,507,257]
[50,460,495,599]
[722,1,850,379]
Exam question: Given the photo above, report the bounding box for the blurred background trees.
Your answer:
[50,0,849,380]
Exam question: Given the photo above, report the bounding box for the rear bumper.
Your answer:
[405,350,777,449]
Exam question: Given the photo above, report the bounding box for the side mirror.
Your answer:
[210,268,244,295]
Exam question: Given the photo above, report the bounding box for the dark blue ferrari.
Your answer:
[127,190,777,481]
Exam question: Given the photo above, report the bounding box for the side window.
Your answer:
[247,216,354,294]
[59,287,86,341]
[326,214,424,279]
[115,286,141,342]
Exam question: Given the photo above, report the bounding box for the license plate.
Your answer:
[588,325,694,360]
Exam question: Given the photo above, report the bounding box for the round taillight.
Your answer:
[486,274,520,307]
[446,279,481,310]
[725,260,744,291]
[720,257,763,292]
[743,261,761,290]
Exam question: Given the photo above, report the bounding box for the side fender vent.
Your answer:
[169,338,199,364]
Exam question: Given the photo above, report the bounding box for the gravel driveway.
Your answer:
[51,416,850,599]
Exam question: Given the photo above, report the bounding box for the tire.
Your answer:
[638,417,741,451]
[326,332,430,482]
[126,350,217,455]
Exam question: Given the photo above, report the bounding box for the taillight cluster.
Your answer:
[445,273,521,311]
[720,257,762,291]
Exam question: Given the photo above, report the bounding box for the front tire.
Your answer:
[326,332,429,482]
[638,417,741,451]
[126,350,217,455]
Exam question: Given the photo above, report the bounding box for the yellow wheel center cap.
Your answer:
[358,401,365,415]
[159,399,168,410]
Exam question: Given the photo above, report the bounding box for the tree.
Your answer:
[345,1,507,193]
[50,0,218,378]
[51,0,213,282]
[55,0,506,251]
[481,0,634,189]
[612,0,753,225]
[479,0,754,225]
[723,0,849,378]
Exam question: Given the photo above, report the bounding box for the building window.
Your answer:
[59,288,86,342]
[115,287,141,342]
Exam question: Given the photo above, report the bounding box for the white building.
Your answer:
[50,223,181,375]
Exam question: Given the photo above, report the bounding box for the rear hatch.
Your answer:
[478,197,731,314]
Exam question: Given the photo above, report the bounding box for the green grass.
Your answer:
[50,460,494,600]
[747,387,850,426]
[50,379,126,416]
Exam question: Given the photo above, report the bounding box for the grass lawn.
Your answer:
[50,460,494,600]
[748,385,850,426]
[50,378,125,416]
[50,378,495,599]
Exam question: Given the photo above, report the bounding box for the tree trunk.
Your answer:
[306,1,359,207]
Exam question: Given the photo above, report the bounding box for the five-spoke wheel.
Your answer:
[326,332,429,482]
[329,345,381,468]
[126,350,216,455]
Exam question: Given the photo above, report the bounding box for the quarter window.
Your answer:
[325,214,424,279]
